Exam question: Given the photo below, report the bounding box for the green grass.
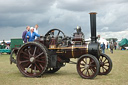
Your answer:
[0,50,128,85]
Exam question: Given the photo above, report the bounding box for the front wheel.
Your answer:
[99,53,112,75]
[77,54,100,79]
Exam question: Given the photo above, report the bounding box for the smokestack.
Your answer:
[89,12,97,43]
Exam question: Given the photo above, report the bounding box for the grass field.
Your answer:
[0,50,128,85]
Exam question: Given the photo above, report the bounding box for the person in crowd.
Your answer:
[101,42,105,53]
[34,24,39,39]
[34,24,39,34]
[26,27,40,42]
[1,40,5,45]
[110,42,114,54]
[22,26,30,43]
[1,40,6,49]
[106,42,108,50]
[5,45,10,49]
[114,42,117,50]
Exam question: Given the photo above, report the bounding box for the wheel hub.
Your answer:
[30,57,35,63]
[84,64,89,69]
[100,62,104,66]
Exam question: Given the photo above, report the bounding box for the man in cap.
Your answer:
[26,27,40,42]
[22,26,30,43]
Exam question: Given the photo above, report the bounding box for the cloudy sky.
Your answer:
[0,0,128,41]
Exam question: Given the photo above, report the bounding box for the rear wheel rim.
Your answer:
[17,42,48,77]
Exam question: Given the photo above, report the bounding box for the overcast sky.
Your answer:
[0,0,128,41]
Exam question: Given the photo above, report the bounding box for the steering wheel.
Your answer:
[44,29,66,45]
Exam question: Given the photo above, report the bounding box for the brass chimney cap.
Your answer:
[89,12,97,14]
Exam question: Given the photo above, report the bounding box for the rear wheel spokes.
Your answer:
[36,60,46,64]
[20,50,29,57]
[17,42,48,77]
[33,47,37,56]
[25,64,32,73]
[21,59,46,75]
[22,56,29,59]
[39,63,44,71]
[34,63,42,72]
[34,66,36,74]
[19,60,30,64]
[28,50,32,57]
[35,52,44,59]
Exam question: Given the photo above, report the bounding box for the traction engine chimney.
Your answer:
[88,12,101,59]
[89,12,97,43]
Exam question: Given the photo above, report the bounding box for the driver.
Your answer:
[26,27,40,42]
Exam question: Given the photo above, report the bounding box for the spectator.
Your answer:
[22,26,30,43]
[114,42,117,50]
[106,42,108,50]
[34,24,39,34]
[5,45,10,49]
[26,27,40,42]
[101,42,105,53]
[34,24,39,39]
[110,42,114,54]
[1,40,5,45]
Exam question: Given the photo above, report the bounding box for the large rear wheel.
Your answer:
[77,54,99,79]
[17,42,48,77]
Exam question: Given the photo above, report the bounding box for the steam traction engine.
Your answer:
[10,12,112,79]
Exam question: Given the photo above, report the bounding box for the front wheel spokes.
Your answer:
[83,58,87,64]
[99,53,112,75]
[87,59,93,77]
[103,58,107,63]
[100,56,103,61]
[102,66,107,71]
[85,69,90,76]
[90,68,94,74]
[86,58,97,77]
[81,69,85,73]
